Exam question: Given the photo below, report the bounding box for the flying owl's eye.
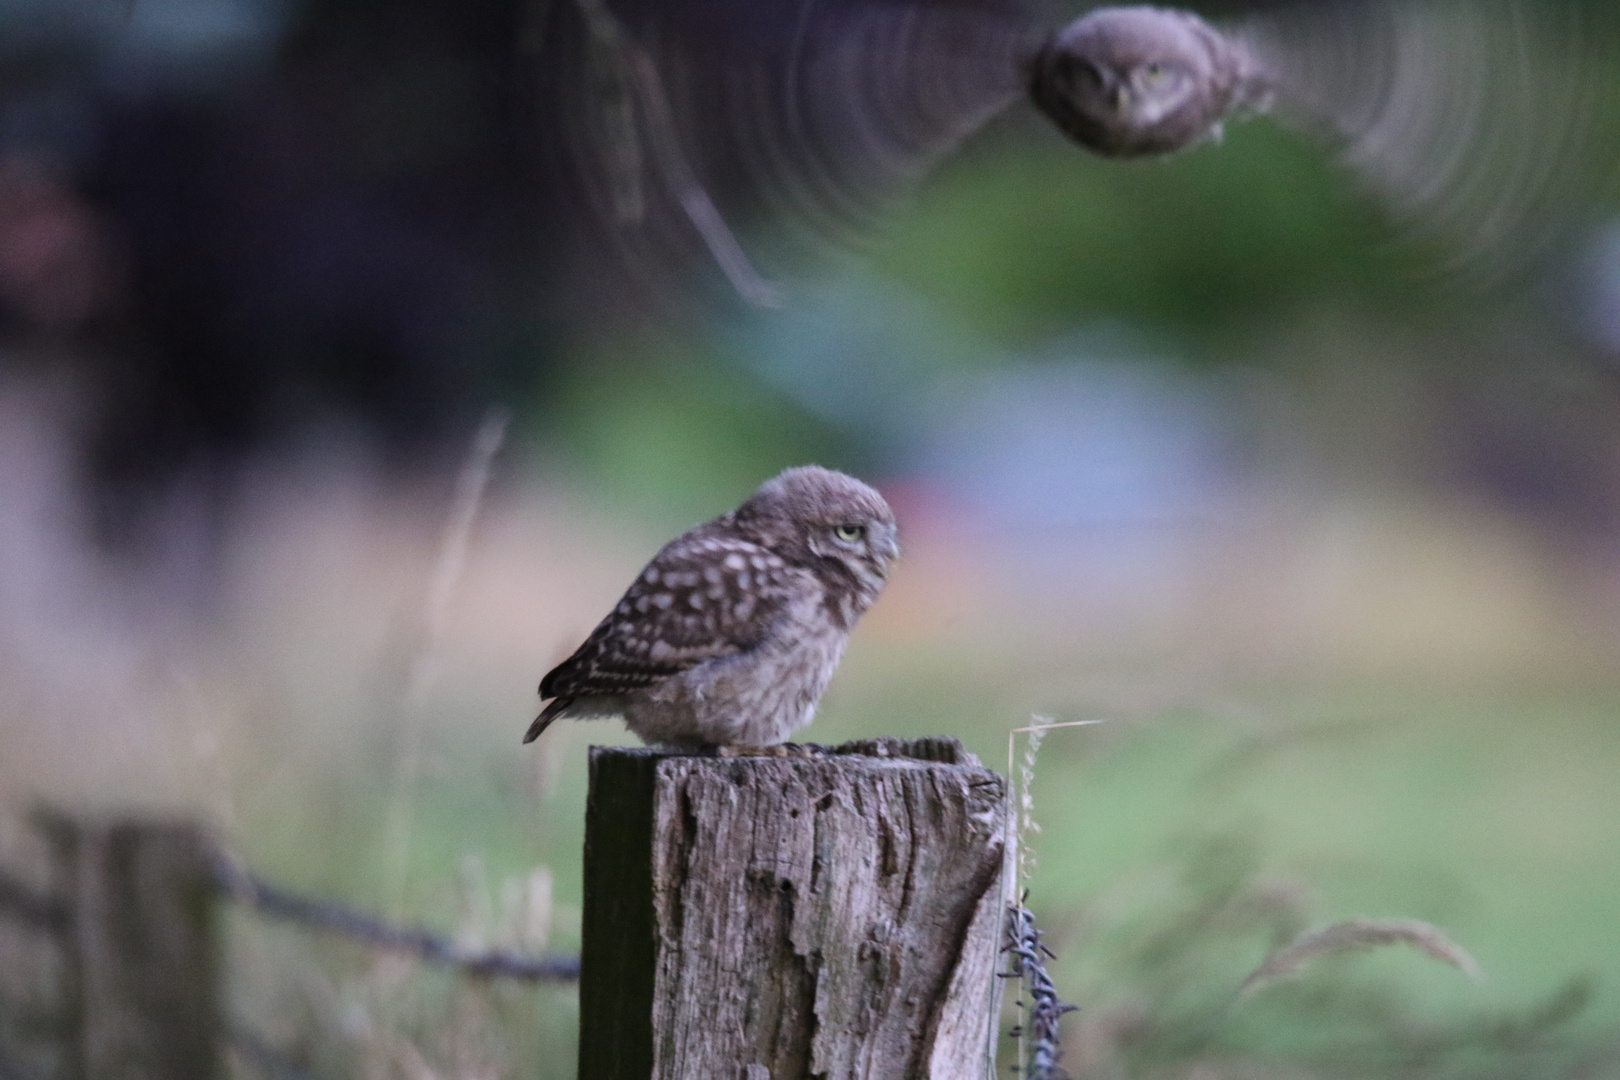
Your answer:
[1067,56,1104,91]
[834,524,866,542]
[1140,62,1171,87]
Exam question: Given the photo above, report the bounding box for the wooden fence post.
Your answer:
[37,813,221,1080]
[577,737,1009,1080]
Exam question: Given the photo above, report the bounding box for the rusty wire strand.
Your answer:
[212,856,579,982]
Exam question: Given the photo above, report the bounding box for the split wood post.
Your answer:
[36,812,221,1080]
[578,736,1009,1080]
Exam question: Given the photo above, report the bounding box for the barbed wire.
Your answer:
[1003,898,1078,1080]
[211,857,580,982]
[4,845,582,980]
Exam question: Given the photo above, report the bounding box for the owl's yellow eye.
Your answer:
[835,524,866,541]
[1140,62,1169,86]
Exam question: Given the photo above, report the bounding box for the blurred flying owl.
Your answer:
[525,465,899,748]
[545,0,1608,300]
[15,0,1612,541]
[1026,5,1271,158]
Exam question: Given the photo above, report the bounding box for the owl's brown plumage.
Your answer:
[525,465,898,748]
[1027,6,1268,159]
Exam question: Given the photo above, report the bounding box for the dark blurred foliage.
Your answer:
[0,0,563,547]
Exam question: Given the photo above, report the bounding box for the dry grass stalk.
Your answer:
[1239,916,1483,996]
[382,409,510,920]
[1003,718,1103,1080]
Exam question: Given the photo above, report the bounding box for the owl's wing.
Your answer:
[1237,0,1612,279]
[539,0,1037,308]
[539,532,797,700]
[544,0,1617,301]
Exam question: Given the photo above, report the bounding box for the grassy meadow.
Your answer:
[8,467,1607,1078]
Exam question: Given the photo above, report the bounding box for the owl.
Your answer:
[549,0,1590,308]
[1026,6,1268,159]
[524,465,899,748]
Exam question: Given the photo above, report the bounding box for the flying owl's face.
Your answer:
[1028,6,1238,158]
[1072,52,1198,127]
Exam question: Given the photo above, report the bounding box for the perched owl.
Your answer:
[524,465,899,748]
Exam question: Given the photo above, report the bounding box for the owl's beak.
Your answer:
[878,533,901,567]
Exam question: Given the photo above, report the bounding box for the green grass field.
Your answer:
[225,619,1620,1077]
[10,473,1616,1077]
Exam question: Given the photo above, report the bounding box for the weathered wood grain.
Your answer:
[579,738,1008,1080]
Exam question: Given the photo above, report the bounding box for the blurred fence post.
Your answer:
[577,737,1008,1080]
[36,812,220,1080]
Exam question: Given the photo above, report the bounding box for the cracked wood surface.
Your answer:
[578,738,1008,1080]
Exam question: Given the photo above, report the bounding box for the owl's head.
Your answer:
[1028,6,1237,158]
[739,465,899,592]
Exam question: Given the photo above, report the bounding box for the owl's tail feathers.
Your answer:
[524,697,572,744]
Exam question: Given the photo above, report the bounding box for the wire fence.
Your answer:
[212,856,580,982]
[0,845,586,982]
[0,818,579,1080]
[0,812,1072,1079]
[1003,896,1079,1080]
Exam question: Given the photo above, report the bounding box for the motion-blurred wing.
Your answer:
[1238,0,1616,277]
[540,0,1036,308]
[542,0,1620,303]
